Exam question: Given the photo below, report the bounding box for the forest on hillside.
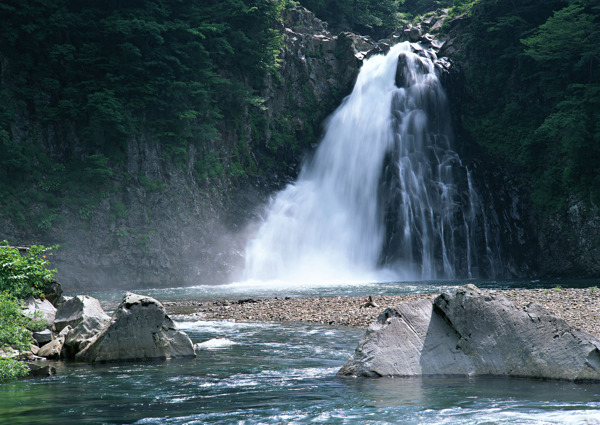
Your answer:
[0,0,598,234]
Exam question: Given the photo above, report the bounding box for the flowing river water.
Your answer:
[2,280,600,424]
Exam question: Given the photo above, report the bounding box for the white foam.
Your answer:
[193,338,239,351]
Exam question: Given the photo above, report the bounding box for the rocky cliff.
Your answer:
[2,5,597,288]
[0,7,376,290]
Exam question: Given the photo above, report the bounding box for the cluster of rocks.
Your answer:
[21,286,196,377]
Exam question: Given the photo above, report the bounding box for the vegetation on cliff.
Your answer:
[0,0,287,230]
[457,0,600,212]
[0,0,598,277]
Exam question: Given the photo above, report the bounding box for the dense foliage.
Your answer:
[298,0,404,38]
[0,292,46,381]
[0,0,286,230]
[0,0,597,237]
[0,242,57,299]
[457,0,600,212]
[0,242,51,381]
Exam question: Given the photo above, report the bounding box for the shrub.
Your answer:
[0,292,46,382]
[0,241,58,299]
[0,358,29,381]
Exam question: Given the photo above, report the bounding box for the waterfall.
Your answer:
[244,42,501,283]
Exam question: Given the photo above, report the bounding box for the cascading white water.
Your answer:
[244,42,499,283]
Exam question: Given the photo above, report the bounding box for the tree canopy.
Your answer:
[459,0,600,211]
[0,0,286,228]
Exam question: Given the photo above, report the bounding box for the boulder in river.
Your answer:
[339,285,600,381]
[37,325,71,360]
[54,295,109,333]
[32,329,53,347]
[76,292,195,362]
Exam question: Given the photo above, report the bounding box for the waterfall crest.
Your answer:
[244,42,501,283]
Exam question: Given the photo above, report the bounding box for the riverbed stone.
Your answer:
[22,297,56,329]
[32,329,53,347]
[75,292,195,363]
[339,285,600,381]
[37,335,65,360]
[54,295,110,333]
[26,363,56,378]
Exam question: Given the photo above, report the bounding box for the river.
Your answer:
[2,279,600,424]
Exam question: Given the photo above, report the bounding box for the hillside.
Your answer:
[0,0,598,288]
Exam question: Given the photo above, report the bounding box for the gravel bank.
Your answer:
[164,287,600,337]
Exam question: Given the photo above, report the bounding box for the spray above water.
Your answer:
[244,42,501,284]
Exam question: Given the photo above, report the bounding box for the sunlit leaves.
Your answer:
[0,242,58,299]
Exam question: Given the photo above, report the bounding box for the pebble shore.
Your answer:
[164,287,600,337]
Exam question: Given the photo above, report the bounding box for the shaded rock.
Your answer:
[339,286,600,381]
[22,297,56,329]
[26,363,56,378]
[395,52,429,88]
[63,316,111,359]
[75,292,195,363]
[37,336,65,360]
[55,296,111,359]
[54,295,109,333]
[32,329,53,347]
[37,324,72,360]
[41,279,64,307]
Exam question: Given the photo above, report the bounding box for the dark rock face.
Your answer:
[41,279,63,307]
[538,199,600,277]
[340,286,600,381]
[0,6,373,291]
[75,293,195,363]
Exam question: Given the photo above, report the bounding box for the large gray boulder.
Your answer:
[54,295,111,358]
[54,295,109,332]
[75,292,195,362]
[32,329,53,347]
[339,285,600,381]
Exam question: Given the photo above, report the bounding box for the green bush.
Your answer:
[0,241,58,299]
[0,358,29,382]
[0,292,46,382]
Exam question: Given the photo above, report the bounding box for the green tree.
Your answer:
[0,0,288,231]
[520,1,600,208]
